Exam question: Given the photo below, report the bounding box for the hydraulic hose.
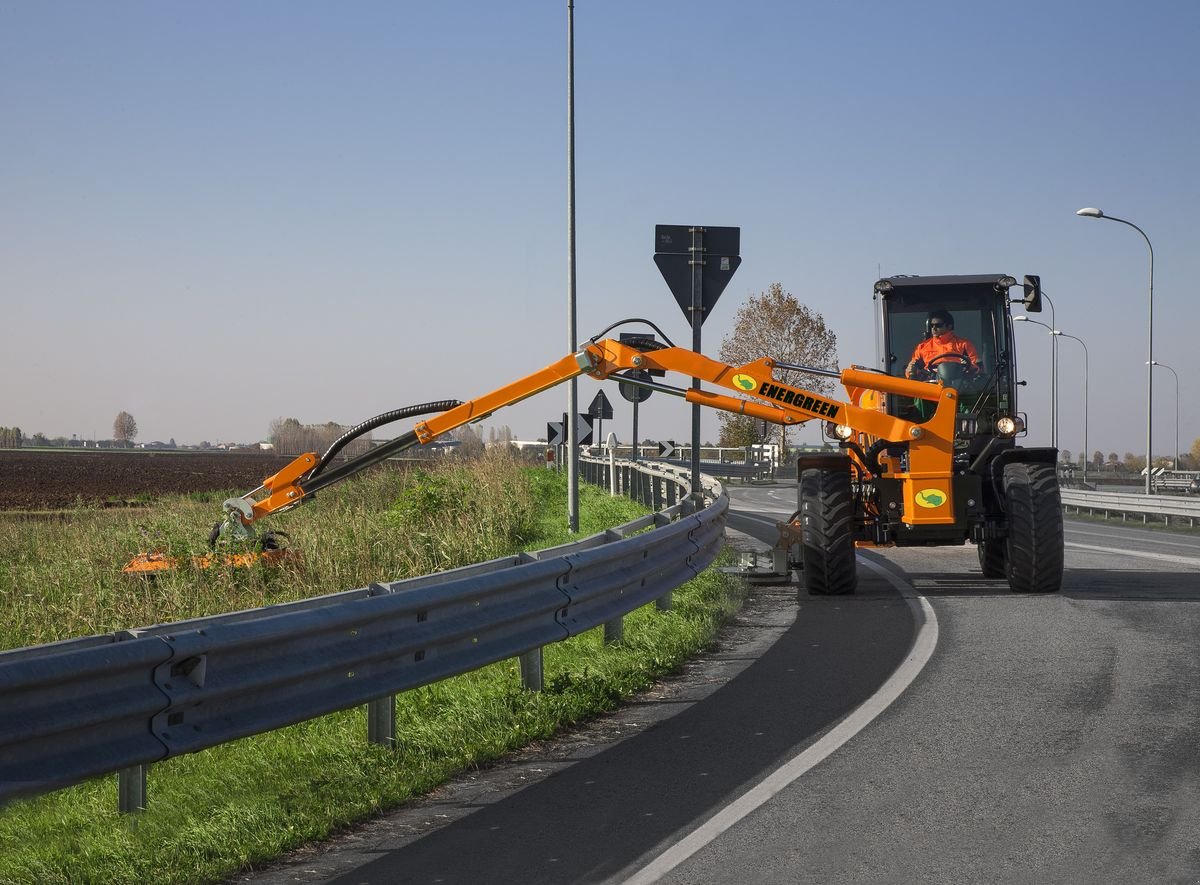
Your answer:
[310,400,463,479]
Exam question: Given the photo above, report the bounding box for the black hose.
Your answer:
[311,400,463,478]
[586,318,677,349]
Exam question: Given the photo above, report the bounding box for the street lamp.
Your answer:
[1148,360,1180,471]
[1054,331,1090,486]
[1014,315,1058,450]
[1077,207,1155,493]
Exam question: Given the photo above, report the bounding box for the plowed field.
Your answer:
[0,450,295,511]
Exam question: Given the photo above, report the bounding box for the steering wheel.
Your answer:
[924,352,973,381]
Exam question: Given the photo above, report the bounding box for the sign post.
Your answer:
[654,225,740,496]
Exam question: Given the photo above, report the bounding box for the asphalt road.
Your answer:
[240,484,1200,884]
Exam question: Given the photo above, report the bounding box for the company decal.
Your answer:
[732,373,758,391]
[755,382,841,420]
[915,488,948,509]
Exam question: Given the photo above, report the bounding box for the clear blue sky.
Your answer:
[3,1,1198,459]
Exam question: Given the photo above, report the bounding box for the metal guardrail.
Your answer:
[0,460,726,808]
[1061,488,1200,526]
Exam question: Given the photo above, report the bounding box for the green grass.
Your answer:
[0,452,743,884]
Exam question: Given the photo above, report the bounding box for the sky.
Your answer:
[3,1,1199,460]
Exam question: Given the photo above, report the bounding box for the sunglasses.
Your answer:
[930,322,948,329]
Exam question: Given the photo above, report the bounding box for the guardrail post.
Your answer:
[118,764,147,814]
[519,648,544,691]
[367,696,397,748]
[604,617,624,644]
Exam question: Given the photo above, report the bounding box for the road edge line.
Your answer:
[624,555,937,884]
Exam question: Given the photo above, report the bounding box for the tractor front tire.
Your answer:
[1003,462,1064,594]
[799,466,857,596]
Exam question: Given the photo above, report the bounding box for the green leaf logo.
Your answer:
[732,374,757,391]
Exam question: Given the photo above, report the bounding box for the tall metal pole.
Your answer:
[1014,315,1057,450]
[1077,209,1154,493]
[631,397,640,462]
[1043,292,1058,450]
[689,227,704,498]
[565,0,579,531]
[1150,361,1179,471]
[1056,331,1089,487]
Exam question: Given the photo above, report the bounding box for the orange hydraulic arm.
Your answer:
[238,337,960,526]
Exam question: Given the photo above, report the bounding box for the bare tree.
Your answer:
[717,283,838,451]
[452,425,486,458]
[268,417,371,459]
[113,411,138,447]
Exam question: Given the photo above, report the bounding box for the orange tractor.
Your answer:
[128,274,1063,595]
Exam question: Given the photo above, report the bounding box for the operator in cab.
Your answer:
[905,309,983,381]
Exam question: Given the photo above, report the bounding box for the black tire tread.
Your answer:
[800,467,857,596]
[977,538,1007,579]
[1003,462,1064,594]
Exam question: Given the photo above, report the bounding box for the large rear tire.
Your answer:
[976,538,1007,579]
[799,466,857,596]
[1003,462,1064,594]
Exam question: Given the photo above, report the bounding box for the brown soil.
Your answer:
[0,450,296,511]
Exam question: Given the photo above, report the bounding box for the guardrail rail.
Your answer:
[0,458,727,811]
[1061,488,1200,527]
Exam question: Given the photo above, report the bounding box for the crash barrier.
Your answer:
[658,458,773,481]
[0,460,726,810]
[1152,474,1199,494]
[1060,488,1200,527]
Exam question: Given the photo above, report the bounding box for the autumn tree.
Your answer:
[113,411,138,446]
[717,282,838,451]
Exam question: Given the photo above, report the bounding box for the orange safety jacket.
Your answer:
[907,332,982,376]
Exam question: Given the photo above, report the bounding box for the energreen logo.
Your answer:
[915,488,947,509]
[732,373,757,391]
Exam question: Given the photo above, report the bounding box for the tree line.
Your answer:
[269,418,373,460]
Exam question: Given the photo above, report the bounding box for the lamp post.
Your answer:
[1077,208,1155,493]
[1014,315,1058,450]
[1148,360,1179,471]
[1054,331,1089,486]
[1042,291,1058,450]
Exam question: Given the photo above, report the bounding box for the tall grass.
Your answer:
[0,451,743,884]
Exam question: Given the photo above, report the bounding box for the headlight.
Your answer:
[825,423,854,441]
[995,416,1025,437]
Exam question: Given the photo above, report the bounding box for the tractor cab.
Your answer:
[873,274,1040,455]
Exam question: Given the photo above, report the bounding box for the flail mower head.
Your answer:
[122,498,298,576]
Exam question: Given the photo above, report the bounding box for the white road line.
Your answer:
[1066,541,1200,568]
[1066,527,1200,551]
[624,557,937,884]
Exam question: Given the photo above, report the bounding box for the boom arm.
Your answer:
[236,336,959,526]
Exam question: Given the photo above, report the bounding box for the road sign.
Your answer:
[657,440,676,458]
[551,416,594,446]
[618,370,653,403]
[653,225,741,324]
[655,225,739,256]
[588,390,614,420]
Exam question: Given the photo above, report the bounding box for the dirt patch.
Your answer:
[0,450,296,511]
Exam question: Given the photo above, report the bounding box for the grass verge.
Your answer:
[0,453,743,884]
